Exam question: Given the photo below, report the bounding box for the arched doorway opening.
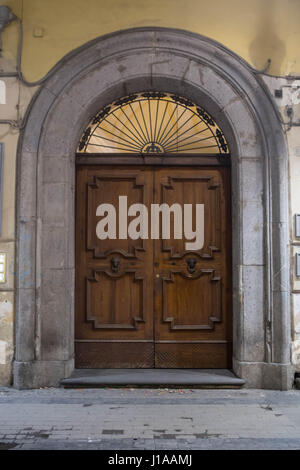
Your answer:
[14,29,292,389]
[75,91,231,369]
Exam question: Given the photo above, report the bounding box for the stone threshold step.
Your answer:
[61,369,245,388]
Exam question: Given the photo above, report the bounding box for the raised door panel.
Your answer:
[86,270,146,330]
[162,270,222,331]
[86,171,148,258]
[157,172,222,259]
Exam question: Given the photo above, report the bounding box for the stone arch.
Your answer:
[14,28,292,389]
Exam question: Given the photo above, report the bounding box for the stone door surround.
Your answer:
[14,28,292,389]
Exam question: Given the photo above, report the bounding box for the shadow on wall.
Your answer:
[249,0,286,74]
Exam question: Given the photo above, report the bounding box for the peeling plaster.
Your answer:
[0,300,13,322]
[0,81,6,104]
[292,340,300,371]
[0,341,7,365]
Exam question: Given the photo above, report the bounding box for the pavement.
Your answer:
[0,386,300,450]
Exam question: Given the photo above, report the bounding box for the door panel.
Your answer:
[153,167,232,367]
[75,166,154,367]
[75,165,232,368]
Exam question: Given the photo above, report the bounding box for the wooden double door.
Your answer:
[75,164,232,368]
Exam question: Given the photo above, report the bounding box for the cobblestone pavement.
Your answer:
[0,387,300,449]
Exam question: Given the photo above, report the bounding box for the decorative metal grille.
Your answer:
[77,92,229,154]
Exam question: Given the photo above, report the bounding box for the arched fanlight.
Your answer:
[77,92,229,155]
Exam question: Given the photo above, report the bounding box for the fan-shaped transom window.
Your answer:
[77,92,229,155]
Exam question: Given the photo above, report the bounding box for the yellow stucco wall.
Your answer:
[1,0,300,80]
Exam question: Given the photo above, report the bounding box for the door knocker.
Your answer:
[111,257,120,273]
[186,257,197,274]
